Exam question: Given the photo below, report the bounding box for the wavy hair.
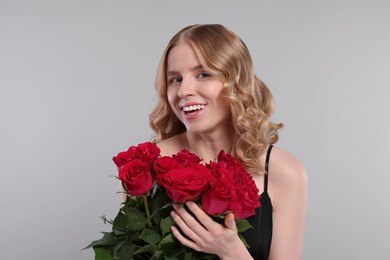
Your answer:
[149,24,283,174]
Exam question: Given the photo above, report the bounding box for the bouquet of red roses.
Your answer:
[84,142,260,260]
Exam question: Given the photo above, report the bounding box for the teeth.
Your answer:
[182,104,205,112]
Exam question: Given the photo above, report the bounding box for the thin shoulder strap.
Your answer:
[264,144,273,192]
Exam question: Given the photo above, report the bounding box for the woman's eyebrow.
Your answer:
[167,65,204,76]
[191,65,204,71]
[166,70,179,77]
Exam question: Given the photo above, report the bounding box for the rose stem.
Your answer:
[143,195,152,226]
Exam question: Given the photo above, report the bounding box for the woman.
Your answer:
[149,24,307,260]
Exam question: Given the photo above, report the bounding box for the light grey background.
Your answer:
[1,1,389,259]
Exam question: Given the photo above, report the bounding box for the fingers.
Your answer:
[170,203,207,242]
[170,218,200,251]
[170,202,241,256]
[183,201,215,230]
[184,201,236,233]
[224,212,237,232]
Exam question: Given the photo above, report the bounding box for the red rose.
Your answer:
[207,161,234,181]
[201,161,236,215]
[173,149,202,166]
[158,165,213,203]
[137,142,161,165]
[229,179,260,219]
[118,159,153,196]
[113,142,160,168]
[153,156,184,185]
[217,150,247,174]
[215,150,260,219]
[113,146,139,167]
[201,178,236,215]
[228,166,260,219]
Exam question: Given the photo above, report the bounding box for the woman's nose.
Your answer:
[177,77,195,98]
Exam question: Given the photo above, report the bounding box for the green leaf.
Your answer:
[134,243,159,254]
[184,252,193,260]
[112,229,126,236]
[124,194,143,208]
[123,207,146,231]
[160,216,174,236]
[236,219,253,232]
[150,250,163,260]
[138,226,162,244]
[151,205,171,226]
[111,240,126,254]
[150,188,172,225]
[163,247,186,259]
[112,211,128,233]
[117,244,136,260]
[83,232,118,250]
[159,233,175,246]
[150,187,171,210]
[94,247,114,260]
[164,257,180,260]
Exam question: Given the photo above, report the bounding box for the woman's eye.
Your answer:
[170,77,182,84]
[198,72,210,79]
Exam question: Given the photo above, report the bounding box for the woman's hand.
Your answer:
[170,201,253,260]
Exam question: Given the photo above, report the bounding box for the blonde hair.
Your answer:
[149,24,283,174]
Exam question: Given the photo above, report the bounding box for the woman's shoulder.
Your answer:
[269,146,306,177]
[155,133,186,157]
[267,146,307,207]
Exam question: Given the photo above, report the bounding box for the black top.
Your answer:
[242,145,273,260]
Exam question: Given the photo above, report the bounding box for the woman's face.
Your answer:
[166,43,231,134]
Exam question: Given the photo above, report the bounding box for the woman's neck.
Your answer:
[181,129,235,163]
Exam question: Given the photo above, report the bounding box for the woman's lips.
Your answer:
[180,104,206,119]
